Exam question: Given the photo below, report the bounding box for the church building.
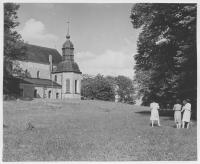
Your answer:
[10,22,82,99]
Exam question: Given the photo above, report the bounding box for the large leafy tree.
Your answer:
[115,75,136,104]
[130,3,197,107]
[81,74,96,99]
[93,74,115,101]
[4,3,28,76]
[81,74,115,101]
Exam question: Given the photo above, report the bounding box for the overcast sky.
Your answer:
[14,3,141,79]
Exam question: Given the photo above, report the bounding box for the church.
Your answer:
[9,22,82,99]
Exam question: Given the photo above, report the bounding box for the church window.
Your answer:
[55,75,57,82]
[48,91,51,98]
[34,90,37,98]
[75,80,77,93]
[66,79,70,93]
[37,71,40,78]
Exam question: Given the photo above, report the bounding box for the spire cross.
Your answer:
[66,17,70,39]
[67,21,69,36]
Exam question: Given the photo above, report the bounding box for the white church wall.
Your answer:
[15,60,52,79]
[61,72,82,99]
[52,73,62,85]
[45,88,62,99]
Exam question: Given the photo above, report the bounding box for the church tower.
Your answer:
[52,21,82,99]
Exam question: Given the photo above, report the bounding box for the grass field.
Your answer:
[3,99,197,161]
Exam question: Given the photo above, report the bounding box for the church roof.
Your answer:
[26,44,62,65]
[53,60,82,74]
[18,77,62,88]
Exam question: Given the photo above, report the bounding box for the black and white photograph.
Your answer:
[2,0,198,161]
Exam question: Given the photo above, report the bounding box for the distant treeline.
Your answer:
[81,74,136,104]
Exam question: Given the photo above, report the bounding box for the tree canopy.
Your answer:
[81,74,115,101]
[81,74,136,104]
[130,3,197,107]
[4,3,28,76]
[115,75,136,104]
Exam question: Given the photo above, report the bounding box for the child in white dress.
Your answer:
[150,100,161,127]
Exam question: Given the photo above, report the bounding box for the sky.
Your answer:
[13,2,142,79]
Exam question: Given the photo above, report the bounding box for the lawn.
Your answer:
[3,99,197,161]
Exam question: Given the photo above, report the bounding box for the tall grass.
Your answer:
[3,99,197,161]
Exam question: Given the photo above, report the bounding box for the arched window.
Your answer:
[55,75,57,82]
[37,71,40,78]
[66,79,70,93]
[20,88,23,97]
[34,90,37,98]
[75,80,77,93]
[56,93,59,99]
[48,91,51,98]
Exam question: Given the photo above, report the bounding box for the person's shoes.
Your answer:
[158,125,161,127]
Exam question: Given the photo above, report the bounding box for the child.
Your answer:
[173,99,182,129]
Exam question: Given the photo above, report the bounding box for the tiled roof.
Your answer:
[26,44,62,65]
[18,77,62,88]
[63,39,74,48]
[53,60,82,74]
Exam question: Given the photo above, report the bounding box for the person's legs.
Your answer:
[182,121,185,128]
[176,122,178,129]
[151,120,154,127]
[157,119,161,126]
[178,122,181,129]
[186,122,190,129]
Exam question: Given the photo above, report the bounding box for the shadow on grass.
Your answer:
[135,110,174,120]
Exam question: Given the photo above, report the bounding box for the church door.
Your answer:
[48,91,51,98]
[34,90,37,98]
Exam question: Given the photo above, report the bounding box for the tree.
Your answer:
[4,3,28,76]
[105,75,117,93]
[115,75,136,104]
[81,74,95,99]
[130,3,197,107]
[81,74,115,101]
[93,74,115,101]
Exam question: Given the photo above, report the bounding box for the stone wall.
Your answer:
[20,84,61,99]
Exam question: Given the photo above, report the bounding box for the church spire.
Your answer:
[66,18,70,39]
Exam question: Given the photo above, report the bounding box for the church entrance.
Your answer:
[34,90,37,98]
[48,91,51,98]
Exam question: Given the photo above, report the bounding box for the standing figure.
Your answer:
[150,100,161,127]
[181,99,191,129]
[173,99,182,129]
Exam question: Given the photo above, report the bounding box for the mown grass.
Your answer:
[3,99,197,161]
